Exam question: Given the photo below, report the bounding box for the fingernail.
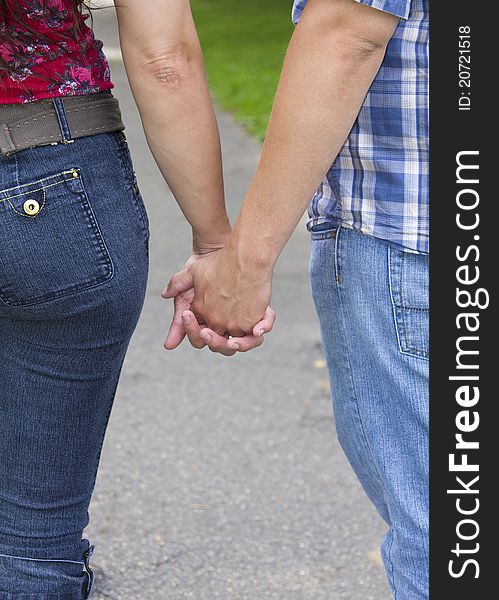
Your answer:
[202,333,211,343]
[182,313,191,324]
[258,329,264,337]
[230,342,240,350]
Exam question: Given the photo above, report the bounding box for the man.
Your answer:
[165,0,429,597]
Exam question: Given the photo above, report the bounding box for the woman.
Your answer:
[0,1,272,597]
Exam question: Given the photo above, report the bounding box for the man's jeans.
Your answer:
[309,225,429,599]
[0,130,149,598]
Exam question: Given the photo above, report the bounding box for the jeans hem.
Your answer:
[0,552,83,565]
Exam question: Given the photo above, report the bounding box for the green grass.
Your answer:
[191,0,294,140]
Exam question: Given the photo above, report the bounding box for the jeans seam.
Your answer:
[333,225,341,286]
[131,173,150,248]
[388,247,405,355]
[87,358,126,496]
[387,534,397,599]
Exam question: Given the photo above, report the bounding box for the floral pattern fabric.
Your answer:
[0,0,112,104]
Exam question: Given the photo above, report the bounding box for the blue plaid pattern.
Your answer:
[293,0,429,254]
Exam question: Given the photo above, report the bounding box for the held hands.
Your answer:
[162,247,276,356]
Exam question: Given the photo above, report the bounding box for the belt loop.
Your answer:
[52,97,73,143]
[0,124,16,156]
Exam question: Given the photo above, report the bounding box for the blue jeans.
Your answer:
[309,225,429,599]
[0,128,149,597]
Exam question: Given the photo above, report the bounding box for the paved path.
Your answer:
[87,11,390,600]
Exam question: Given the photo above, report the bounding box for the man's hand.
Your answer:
[162,252,276,355]
[187,247,273,337]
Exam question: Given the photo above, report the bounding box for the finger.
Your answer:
[161,267,193,299]
[252,306,276,337]
[226,333,265,353]
[199,328,237,357]
[182,310,208,349]
[164,294,191,350]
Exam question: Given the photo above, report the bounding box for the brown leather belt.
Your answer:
[0,92,125,156]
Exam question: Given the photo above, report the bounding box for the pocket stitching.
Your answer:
[389,248,429,360]
[6,189,46,218]
[0,170,77,202]
[400,306,428,357]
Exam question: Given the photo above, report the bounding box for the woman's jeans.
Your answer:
[0,125,149,597]
[309,225,429,599]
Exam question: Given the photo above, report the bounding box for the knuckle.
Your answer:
[226,322,237,334]
[211,319,225,332]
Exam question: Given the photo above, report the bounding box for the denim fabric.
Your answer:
[309,225,429,599]
[0,127,149,597]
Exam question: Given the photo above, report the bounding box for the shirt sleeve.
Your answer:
[355,0,411,20]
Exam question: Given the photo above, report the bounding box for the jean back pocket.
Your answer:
[389,247,429,360]
[0,169,114,307]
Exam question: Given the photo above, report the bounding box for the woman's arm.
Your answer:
[116,0,275,352]
[114,0,230,253]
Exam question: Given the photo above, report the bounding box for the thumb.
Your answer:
[161,267,194,299]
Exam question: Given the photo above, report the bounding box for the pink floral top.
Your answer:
[0,0,112,104]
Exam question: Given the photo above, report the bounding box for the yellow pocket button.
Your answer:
[23,199,40,216]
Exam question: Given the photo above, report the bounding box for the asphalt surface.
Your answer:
[86,10,390,600]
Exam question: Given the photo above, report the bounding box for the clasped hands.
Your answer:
[162,244,276,356]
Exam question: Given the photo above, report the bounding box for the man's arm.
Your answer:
[232,0,399,268]
[114,0,230,253]
[180,0,400,338]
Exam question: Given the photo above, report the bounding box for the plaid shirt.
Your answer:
[292,0,429,254]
